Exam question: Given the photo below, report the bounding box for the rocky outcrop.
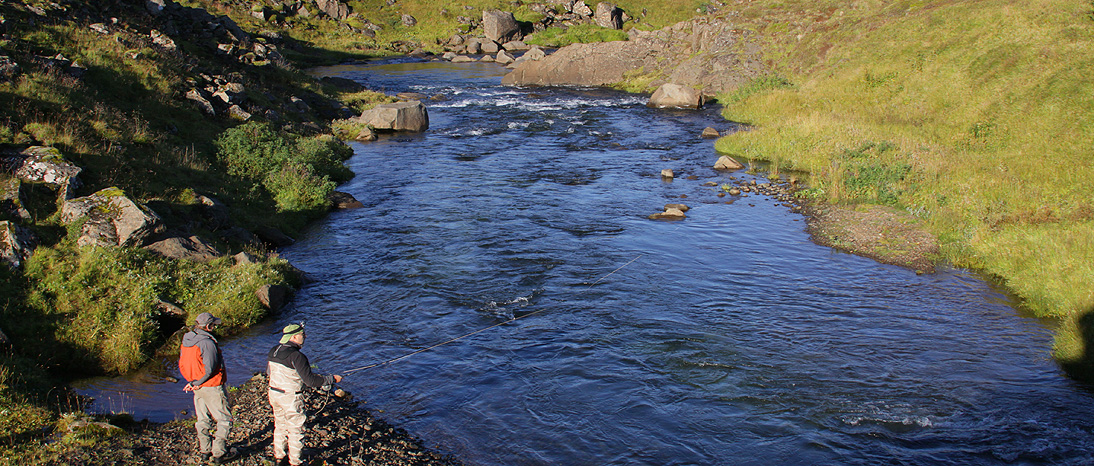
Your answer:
[503,16,768,96]
[648,83,704,109]
[5,146,82,200]
[316,0,352,21]
[0,220,37,269]
[355,101,429,132]
[60,187,165,248]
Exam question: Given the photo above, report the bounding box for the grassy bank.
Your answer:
[711,0,1094,375]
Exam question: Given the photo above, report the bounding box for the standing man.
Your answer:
[179,312,238,464]
[267,323,343,466]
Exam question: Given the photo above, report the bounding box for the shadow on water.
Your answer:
[1060,307,1094,387]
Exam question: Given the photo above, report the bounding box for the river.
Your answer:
[77,57,1094,465]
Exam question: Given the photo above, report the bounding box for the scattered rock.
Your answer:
[594,2,624,29]
[661,169,674,179]
[714,155,744,170]
[329,191,364,209]
[8,146,82,199]
[701,127,720,138]
[0,220,37,269]
[255,225,294,247]
[256,284,290,311]
[648,207,687,220]
[483,10,520,44]
[232,251,263,265]
[144,235,223,262]
[60,187,166,248]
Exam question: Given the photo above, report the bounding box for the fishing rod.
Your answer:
[341,253,645,375]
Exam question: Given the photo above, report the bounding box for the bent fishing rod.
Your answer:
[341,253,645,375]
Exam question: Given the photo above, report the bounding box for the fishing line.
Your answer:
[341,252,645,374]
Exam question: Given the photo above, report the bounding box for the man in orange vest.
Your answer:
[180,312,238,464]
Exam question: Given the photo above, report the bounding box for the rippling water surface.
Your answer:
[78,58,1094,465]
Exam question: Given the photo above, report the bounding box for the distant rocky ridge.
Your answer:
[503,15,769,97]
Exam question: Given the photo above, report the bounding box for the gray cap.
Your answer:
[195,312,222,326]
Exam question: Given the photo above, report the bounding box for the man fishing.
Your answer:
[179,312,238,464]
[267,323,344,466]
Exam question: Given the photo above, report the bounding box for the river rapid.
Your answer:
[78,58,1094,465]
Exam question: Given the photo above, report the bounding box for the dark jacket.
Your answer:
[267,342,334,392]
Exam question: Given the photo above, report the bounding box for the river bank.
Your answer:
[50,374,460,466]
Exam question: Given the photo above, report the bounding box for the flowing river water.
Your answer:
[77,58,1094,465]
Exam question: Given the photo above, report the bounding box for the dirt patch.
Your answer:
[56,375,461,466]
[804,203,940,273]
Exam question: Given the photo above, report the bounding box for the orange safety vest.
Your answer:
[179,338,226,388]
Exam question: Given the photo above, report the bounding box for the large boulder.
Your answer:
[594,3,624,29]
[483,10,520,44]
[256,284,291,312]
[144,235,223,262]
[60,187,165,247]
[0,220,37,269]
[316,0,352,20]
[648,83,703,109]
[355,101,429,132]
[6,146,82,199]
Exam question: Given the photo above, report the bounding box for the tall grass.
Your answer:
[19,243,297,375]
[713,0,1094,368]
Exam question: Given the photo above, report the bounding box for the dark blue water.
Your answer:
[78,58,1094,465]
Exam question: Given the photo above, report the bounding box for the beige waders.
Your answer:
[193,385,233,458]
[268,361,307,464]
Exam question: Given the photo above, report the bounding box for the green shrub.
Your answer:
[264,162,336,212]
[215,122,352,211]
[215,121,295,180]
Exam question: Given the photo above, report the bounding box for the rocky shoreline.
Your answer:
[60,374,461,466]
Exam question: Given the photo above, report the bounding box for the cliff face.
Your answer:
[502,16,769,96]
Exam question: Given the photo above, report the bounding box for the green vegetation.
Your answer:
[215,122,353,212]
[525,24,629,47]
[712,0,1094,375]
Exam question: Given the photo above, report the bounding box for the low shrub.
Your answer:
[215,122,353,212]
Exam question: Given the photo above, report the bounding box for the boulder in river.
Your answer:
[355,101,429,132]
[714,155,744,171]
[648,83,704,109]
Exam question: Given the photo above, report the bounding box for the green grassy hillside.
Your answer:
[711,0,1094,375]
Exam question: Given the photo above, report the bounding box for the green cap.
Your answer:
[279,323,305,344]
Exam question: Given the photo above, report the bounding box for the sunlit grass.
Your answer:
[714,0,1094,369]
